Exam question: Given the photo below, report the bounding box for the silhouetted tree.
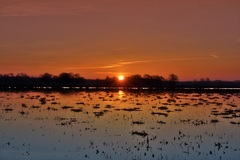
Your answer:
[56,72,85,85]
[153,75,165,81]
[15,73,31,84]
[72,73,81,79]
[128,74,142,87]
[4,73,14,77]
[200,78,211,82]
[104,76,117,86]
[168,74,179,89]
[168,74,179,82]
[16,73,30,78]
[40,73,53,79]
[58,73,73,84]
[130,74,142,79]
[40,73,53,84]
[1,72,240,90]
[141,74,164,88]
[143,74,152,79]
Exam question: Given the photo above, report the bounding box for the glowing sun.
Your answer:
[118,75,125,81]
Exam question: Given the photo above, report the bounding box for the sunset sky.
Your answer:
[0,0,239,80]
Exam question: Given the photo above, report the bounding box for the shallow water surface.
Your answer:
[0,91,240,160]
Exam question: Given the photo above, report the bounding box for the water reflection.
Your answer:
[118,90,124,99]
[0,91,240,160]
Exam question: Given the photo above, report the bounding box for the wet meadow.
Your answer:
[0,90,240,160]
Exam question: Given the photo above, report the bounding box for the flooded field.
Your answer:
[0,90,240,160]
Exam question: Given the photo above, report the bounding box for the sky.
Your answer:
[0,0,239,81]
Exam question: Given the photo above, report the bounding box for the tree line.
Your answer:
[0,72,178,88]
[0,72,239,90]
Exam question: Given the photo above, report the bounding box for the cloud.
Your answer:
[100,61,147,68]
[95,71,130,75]
[99,64,122,69]
[150,57,209,63]
[62,55,224,72]
[152,54,223,63]
[63,60,147,70]
[60,53,240,73]
[210,54,218,58]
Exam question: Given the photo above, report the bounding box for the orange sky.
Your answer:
[0,0,240,80]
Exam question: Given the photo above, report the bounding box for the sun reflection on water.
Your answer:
[118,90,124,98]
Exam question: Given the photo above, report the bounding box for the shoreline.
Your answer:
[0,86,240,93]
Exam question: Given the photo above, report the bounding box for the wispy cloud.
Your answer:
[61,54,238,72]
[95,71,130,75]
[150,56,215,63]
[100,61,146,69]
[63,60,147,70]
[62,54,225,70]
[99,64,122,69]
[210,54,218,58]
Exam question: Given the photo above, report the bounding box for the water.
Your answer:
[0,91,240,160]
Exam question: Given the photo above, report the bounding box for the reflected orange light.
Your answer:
[118,90,124,98]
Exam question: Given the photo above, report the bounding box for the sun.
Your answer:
[118,75,125,81]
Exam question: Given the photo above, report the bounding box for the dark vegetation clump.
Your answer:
[131,131,149,137]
